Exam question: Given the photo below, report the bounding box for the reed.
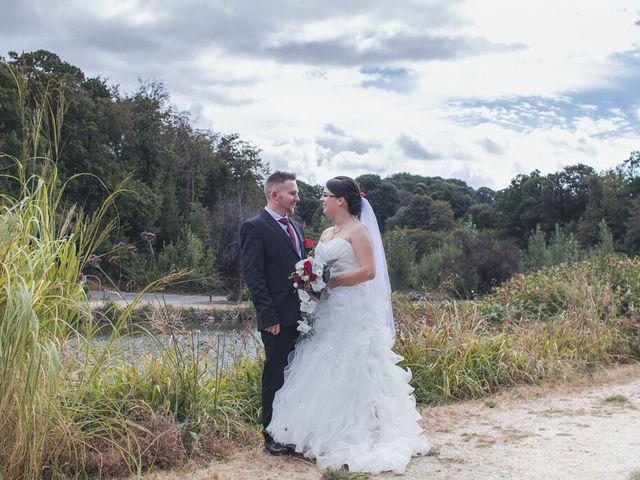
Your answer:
[0,160,123,478]
[0,148,258,478]
[0,61,188,477]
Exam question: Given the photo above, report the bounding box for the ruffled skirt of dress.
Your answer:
[267,284,429,473]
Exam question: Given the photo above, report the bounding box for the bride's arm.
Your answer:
[327,224,375,287]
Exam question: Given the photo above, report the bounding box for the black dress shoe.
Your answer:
[264,437,291,455]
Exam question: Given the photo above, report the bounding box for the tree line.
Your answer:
[1,50,638,297]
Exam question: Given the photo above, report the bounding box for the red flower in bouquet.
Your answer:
[289,253,336,336]
[303,237,314,249]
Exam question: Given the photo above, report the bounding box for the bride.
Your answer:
[267,176,429,473]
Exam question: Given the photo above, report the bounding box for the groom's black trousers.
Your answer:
[260,325,299,432]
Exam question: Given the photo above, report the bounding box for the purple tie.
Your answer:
[278,218,297,250]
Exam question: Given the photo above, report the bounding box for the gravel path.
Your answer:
[142,363,640,480]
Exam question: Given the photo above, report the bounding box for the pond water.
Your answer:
[65,327,262,371]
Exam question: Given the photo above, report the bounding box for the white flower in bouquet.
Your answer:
[297,289,318,313]
[289,254,336,339]
[310,277,326,292]
[298,289,311,302]
[300,299,317,314]
[297,320,313,334]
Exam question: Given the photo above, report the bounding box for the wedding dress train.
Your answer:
[267,238,429,473]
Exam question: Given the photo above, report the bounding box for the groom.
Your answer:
[240,171,306,455]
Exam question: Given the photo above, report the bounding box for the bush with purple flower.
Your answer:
[140,231,156,241]
[88,253,101,267]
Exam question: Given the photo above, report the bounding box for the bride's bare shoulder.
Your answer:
[348,222,372,244]
[351,222,370,236]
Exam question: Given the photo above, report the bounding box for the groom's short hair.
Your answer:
[264,171,297,196]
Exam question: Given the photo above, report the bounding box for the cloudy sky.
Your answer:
[2,0,639,189]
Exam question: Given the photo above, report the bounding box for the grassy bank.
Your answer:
[395,256,640,404]
[91,301,255,331]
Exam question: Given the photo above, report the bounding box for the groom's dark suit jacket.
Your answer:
[240,209,306,331]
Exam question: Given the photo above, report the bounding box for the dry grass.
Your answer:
[604,394,629,404]
[322,469,370,480]
[394,256,640,405]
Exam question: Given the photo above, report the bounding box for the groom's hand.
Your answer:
[265,324,280,335]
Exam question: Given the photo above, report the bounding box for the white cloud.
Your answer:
[1,0,638,190]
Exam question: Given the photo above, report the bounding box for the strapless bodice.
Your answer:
[314,238,358,274]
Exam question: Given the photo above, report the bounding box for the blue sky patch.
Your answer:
[451,49,640,139]
[360,66,415,93]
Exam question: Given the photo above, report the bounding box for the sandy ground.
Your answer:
[142,363,640,480]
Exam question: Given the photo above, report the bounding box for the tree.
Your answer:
[594,219,615,257]
[525,225,549,271]
[355,174,383,193]
[428,179,475,218]
[401,228,448,260]
[623,199,640,255]
[215,134,267,207]
[124,80,172,181]
[552,164,596,224]
[416,223,521,297]
[468,203,498,230]
[355,174,400,231]
[495,170,545,244]
[495,165,597,245]
[210,196,249,298]
[547,224,581,265]
[386,194,435,230]
[578,171,631,246]
[386,194,456,232]
[295,180,322,228]
[0,59,22,161]
[383,228,416,290]
[475,186,496,204]
[617,151,640,198]
[426,200,455,231]
[156,225,218,292]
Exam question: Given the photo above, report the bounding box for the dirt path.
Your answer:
[144,364,640,480]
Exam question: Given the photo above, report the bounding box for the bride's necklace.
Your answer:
[333,217,355,237]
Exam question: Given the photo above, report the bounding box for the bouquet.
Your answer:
[290,254,335,335]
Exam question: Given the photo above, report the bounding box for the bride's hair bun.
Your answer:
[326,176,362,216]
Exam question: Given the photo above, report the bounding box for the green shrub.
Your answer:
[415,223,521,297]
[415,242,463,292]
[155,225,219,292]
[481,255,640,323]
[383,228,416,290]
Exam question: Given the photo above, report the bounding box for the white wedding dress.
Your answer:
[267,238,429,473]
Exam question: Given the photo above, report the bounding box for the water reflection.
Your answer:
[65,327,261,371]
